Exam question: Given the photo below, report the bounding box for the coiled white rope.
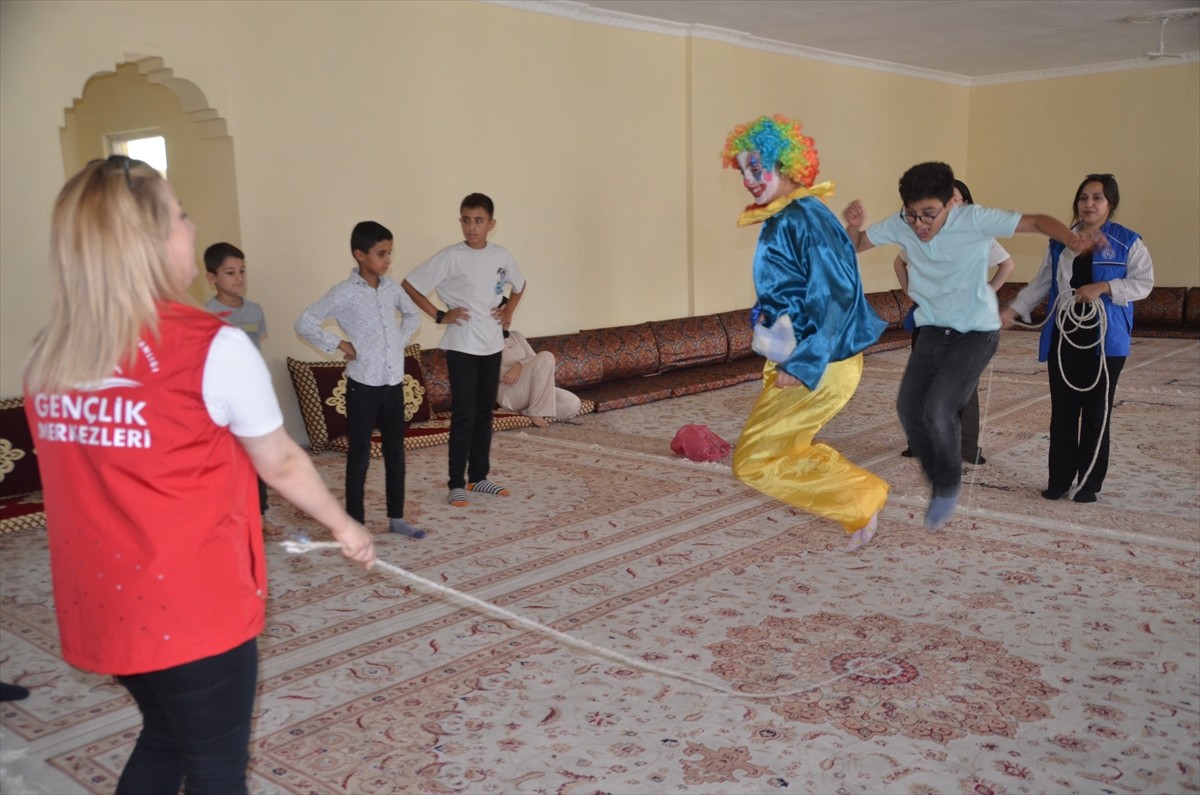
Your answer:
[280,537,919,700]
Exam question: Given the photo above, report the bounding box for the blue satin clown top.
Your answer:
[745,192,886,390]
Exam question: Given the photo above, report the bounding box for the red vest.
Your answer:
[25,302,265,675]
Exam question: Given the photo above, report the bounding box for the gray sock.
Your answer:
[924,490,960,531]
[388,517,426,539]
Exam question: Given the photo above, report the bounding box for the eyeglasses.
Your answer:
[900,203,947,227]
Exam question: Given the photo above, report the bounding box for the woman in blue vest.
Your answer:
[1001,174,1154,503]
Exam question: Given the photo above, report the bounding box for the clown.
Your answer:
[722,115,889,552]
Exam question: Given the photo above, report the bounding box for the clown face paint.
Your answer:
[736,151,782,206]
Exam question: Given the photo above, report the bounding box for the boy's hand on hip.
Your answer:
[444,307,469,325]
[338,341,357,361]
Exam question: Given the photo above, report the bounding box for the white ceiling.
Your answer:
[499,0,1200,82]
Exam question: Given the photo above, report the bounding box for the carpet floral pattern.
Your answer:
[708,612,1061,744]
[1,335,1197,794]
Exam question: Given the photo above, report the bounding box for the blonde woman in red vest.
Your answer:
[24,156,376,795]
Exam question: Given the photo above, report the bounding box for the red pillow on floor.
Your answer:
[670,424,730,462]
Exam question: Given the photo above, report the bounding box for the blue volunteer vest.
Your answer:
[1039,221,1140,362]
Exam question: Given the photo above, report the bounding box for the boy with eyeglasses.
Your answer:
[842,161,1092,530]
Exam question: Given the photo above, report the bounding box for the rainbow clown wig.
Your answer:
[721,114,820,188]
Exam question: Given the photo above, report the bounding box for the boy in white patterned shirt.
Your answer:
[295,221,426,538]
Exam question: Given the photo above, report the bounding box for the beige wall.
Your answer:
[2,0,1196,443]
[688,38,970,311]
[570,23,690,327]
[60,62,242,304]
[967,64,1200,286]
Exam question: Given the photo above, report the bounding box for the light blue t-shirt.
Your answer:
[867,204,1021,332]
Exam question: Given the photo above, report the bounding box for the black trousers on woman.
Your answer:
[1046,328,1126,495]
[115,638,258,795]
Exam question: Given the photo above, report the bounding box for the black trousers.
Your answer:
[115,638,258,795]
[1046,330,1125,494]
[445,350,502,490]
[344,377,407,522]
[912,325,982,459]
[898,328,999,497]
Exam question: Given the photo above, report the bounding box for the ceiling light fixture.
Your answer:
[1124,8,1198,60]
[1124,7,1200,24]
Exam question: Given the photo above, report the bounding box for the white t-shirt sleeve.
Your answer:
[505,253,526,293]
[987,240,1011,268]
[405,252,447,296]
[202,325,285,437]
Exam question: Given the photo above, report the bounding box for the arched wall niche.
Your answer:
[60,57,240,302]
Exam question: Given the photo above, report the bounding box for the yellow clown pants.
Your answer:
[732,355,889,533]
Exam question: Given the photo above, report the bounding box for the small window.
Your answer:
[108,133,168,178]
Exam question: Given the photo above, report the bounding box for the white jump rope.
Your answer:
[281,535,921,699]
[282,289,1109,695]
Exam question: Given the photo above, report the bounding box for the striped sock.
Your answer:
[468,479,510,497]
[448,488,468,507]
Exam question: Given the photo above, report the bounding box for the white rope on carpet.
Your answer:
[280,537,925,700]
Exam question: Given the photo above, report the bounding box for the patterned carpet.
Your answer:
[1,334,1197,794]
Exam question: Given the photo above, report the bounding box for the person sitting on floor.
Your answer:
[497,330,581,427]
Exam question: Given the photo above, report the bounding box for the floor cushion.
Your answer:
[0,397,45,533]
[288,344,430,453]
[649,315,729,371]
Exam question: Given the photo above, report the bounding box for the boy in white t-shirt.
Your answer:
[403,193,526,508]
[204,241,269,514]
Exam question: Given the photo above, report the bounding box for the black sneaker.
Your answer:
[963,447,986,465]
[0,683,30,702]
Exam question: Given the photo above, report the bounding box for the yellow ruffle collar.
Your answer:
[737,181,836,227]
